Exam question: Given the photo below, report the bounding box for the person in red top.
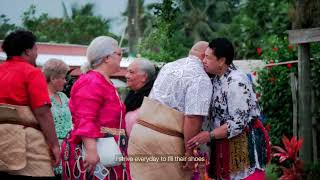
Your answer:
[0,30,60,179]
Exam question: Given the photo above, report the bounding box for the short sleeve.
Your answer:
[70,81,105,138]
[185,76,212,116]
[226,78,251,138]
[27,69,51,110]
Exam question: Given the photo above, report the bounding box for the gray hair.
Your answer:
[43,58,69,82]
[81,36,118,73]
[133,59,156,82]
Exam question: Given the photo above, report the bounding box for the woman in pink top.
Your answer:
[61,36,129,180]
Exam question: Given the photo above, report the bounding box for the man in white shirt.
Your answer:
[128,41,212,180]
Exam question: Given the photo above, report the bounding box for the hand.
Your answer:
[186,131,210,150]
[83,148,100,174]
[182,160,196,171]
[50,145,61,167]
[182,152,195,171]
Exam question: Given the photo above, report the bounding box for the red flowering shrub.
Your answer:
[273,136,304,180]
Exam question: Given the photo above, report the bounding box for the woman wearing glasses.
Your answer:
[61,36,129,180]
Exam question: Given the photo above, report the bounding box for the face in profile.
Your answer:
[106,47,122,72]
[26,44,38,66]
[125,62,148,91]
[203,47,222,75]
[50,74,66,92]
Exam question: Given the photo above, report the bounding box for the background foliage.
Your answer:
[256,36,297,145]
[0,4,117,44]
[1,0,320,177]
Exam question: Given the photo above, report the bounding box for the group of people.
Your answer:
[0,29,269,180]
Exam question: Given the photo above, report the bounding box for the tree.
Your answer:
[139,0,240,62]
[179,0,239,43]
[22,4,116,45]
[218,0,291,59]
[139,0,191,62]
[0,14,17,39]
[127,0,140,56]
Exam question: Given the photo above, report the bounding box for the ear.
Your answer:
[50,76,55,82]
[200,52,205,60]
[219,57,226,66]
[24,49,31,56]
[141,73,148,83]
[103,57,110,64]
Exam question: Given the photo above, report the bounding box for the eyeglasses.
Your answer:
[103,51,122,61]
[113,51,122,57]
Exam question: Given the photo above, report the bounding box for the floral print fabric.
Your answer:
[211,64,260,138]
[50,92,72,140]
[50,91,72,175]
[210,64,263,179]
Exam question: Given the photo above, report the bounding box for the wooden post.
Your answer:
[311,90,318,161]
[298,43,313,162]
[290,73,298,138]
[288,27,320,163]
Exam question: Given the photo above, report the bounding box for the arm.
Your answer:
[183,115,203,170]
[28,70,60,166]
[187,76,252,148]
[225,79,252,139]
[206,78,252,140]
[70,79,105,171]
[183,76,212,154]
[184,115,203,155]
[82,137,99,172]
[33,105,60,166]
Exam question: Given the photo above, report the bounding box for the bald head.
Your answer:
[189,41,209,60]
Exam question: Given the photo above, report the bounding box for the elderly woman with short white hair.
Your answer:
[124,59,156,135]
[61,36,129,180]
[42,58,72,177]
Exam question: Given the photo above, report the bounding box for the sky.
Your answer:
[0,0,161,35]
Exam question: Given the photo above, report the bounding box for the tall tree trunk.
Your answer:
[127,0,140,56]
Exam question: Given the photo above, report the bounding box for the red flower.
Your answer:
[253,71,257,76]
[288,45,294,50]
[256,47,262,56]
[287,64,292,69]
[273,47,278,52]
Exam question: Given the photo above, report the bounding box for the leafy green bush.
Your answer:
[256,35,297,145]
[257,35,320,155]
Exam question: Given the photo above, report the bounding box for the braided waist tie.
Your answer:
[137,119,184,138]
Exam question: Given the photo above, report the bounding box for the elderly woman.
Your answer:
[61,36,129,180]
[42,58,72,177]
[124,59,156,135]
[187,38,269,180]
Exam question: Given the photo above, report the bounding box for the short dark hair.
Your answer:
[1,30,36,59]
[208,38,234,65]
